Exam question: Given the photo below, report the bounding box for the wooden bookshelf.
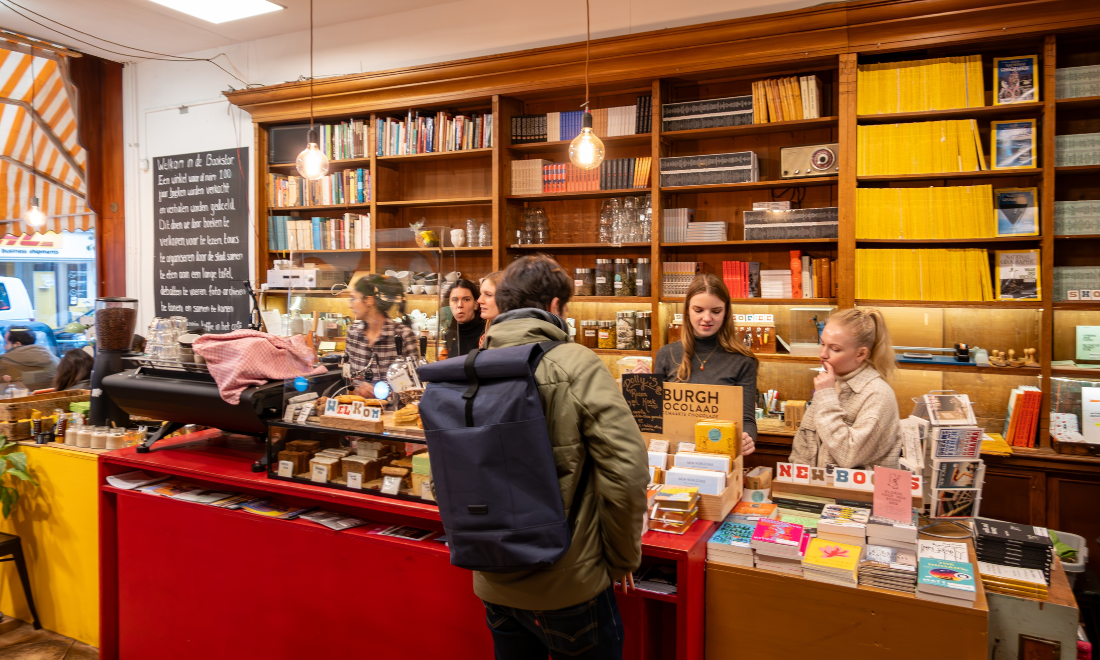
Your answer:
[507,134,651,153]
[660,116,838,141]
[855,236,1042,245]
[662,239,837,247]
[660,177,838,194]
[856,299,1044,309]
[375,148,493,163]
[856,102,1044,123]
[856,169,1042,182]
[1055,95,1100,110]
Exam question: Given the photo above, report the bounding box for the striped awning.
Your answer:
[0,46,90,236]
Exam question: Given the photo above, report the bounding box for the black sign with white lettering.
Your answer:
[153,148,250,333]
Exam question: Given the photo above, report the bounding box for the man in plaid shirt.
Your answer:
[346,275,420,393]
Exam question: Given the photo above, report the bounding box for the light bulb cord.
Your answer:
[583,0,590,112]
[28,45,36,204]
[309,0,314,134]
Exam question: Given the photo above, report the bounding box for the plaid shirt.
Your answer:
[345,318,419,381]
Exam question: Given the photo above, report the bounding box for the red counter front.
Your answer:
[99,433,709,660]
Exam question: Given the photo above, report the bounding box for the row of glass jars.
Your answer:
[574,258,651,297]
[577,311,652,351]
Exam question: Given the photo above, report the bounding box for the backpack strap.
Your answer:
[461,348,482,427]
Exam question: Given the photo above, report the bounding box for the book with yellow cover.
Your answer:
[802,537,863,579]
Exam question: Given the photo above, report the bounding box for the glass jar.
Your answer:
[65,424,80,446]
[594,259,614,296]
[76,426,94,448]
[580,320,599,348]
[616,312,636,350]
[96,297,139,351]
[636,311,652,350]
[574,268,595,297]
[597,321,616,349]
[668,314,684,345]
[636,258,652,297]
[106,429,125,451]
[614,258,635,297]
[91,426,109,450]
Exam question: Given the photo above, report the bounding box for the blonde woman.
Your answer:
[634,274,758,455]
[789,308,901,469]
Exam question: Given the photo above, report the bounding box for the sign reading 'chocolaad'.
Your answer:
[622,379,742,448]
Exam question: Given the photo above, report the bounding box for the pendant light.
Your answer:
[295,0,329,181]
[24,47,44,229]
[568,0,604,171]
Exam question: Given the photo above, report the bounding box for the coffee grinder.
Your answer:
[90,297,139,427]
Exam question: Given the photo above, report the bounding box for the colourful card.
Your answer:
[873,466,914,524]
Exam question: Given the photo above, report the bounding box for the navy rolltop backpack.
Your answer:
[417,342,588,573]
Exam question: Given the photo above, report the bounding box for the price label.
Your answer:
[636,278,643,287]
[596,277,606,284]
[381,475,403,495]
[636,329,643,336]
[677,441,697,453]
[297,403,315,424]
[614,281,623,289]
[648,439,669,453]
[277,460,294,478]
[346,472,363,490]
[574,280,583,286]
[311,464,329,483]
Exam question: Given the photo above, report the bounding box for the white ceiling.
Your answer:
[0,0,460,60]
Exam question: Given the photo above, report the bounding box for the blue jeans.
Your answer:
[482,585,624,659]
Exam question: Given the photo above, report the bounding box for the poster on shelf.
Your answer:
[152,147,250,332]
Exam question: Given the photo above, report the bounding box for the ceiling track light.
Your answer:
[568,0,605,171]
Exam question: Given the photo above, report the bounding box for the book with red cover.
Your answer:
[1014,390,1040,447]
[790,251,803,298]
[751,518,804,547]
[741,262,750,298]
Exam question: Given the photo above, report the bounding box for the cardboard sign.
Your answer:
[873,466,914,523]
[624,381,742,448]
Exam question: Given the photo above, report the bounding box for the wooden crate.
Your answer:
[697,456,744,521]
[0,390,90,423]
[0,420,31,442]
[1052,437,1100,457]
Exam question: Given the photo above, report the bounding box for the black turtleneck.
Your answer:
[653,333,759,439]
[446,315,486,357]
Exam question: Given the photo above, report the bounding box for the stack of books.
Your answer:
[722,261,761,298]
[855,186,996,239]
[857,120,986,175]
[298,119,369,160]
[1054,133,1100,167]
[685,222,727,243]
[661,262,702,297]
[268,169,371,208]
[744,207,839,240]
[706,520,756,567]
[916,539,978,606]
[728,501,779,524]
[751,519,807,575]
[1003,386,1042,448]
[761,270,793,298]
[662,208,694,243]
[511,97,652,144]
[376,110,492,156]
[270,214,370,251]
[857,55,984,114]
[648,486,700,535]
[659,152,759,188]
[772,492,833,519]
[802,537,862,587]
[817,504,870,547]
[662,95,753,132]
[859,544,918,593]
[855,248,994,301]
[1056,64,1100,99]
[510,159,551,195]
[866,510,919,554]
[974,517,1053,584]
[978,561,1049,599]
[1054,201,1100,236]
[790,252,837,299]
[511,158,652,194]
[752,75,823,123]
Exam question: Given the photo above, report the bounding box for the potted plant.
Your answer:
[0,437,36,518]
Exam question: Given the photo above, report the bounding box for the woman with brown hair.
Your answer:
[633,274,758,455]
[53,348,93,391]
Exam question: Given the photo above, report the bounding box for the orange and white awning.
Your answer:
[0,46,90,236]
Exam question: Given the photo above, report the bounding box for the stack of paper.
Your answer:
[707,520,756,567]
[751,519,806,575]
[866,510,919,553]
[974,517,1052,584]
[802,537,862,587]
[978,561,1048,599]
[859,544,918,593]
[817,504,870,547]
[761,270,793,298]
[684,222,727,243]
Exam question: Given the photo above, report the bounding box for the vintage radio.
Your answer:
[780,143,839,179]
[266,266,348,289]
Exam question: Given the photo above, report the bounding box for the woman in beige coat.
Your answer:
[789,308,902,469]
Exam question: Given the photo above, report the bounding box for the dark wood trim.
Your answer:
[69,55,126,297]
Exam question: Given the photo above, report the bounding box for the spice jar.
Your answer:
[668,314,684,344]
[106,430,124,451]
[616,312,636,350]
[91,427,109,450]
[594,259,614,296]
[636,311,652,350]
[614,258,635,297]
[636,259,652,297]
[597,321,617,349]
[76,426,94,448]
[580,320,599,348]
[574,268,595,297]
[65,424,80,446]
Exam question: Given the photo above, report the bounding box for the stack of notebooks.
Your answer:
[978,562,1049,599]
[817,504,870,547]
[761,270,793,298]
[857,119,986,175]
[728,501,779,524]
[662,262,702,297]
[648,486,700,535]
[706,520,756,567]
[1056,64,1100,99]
[685,222,727,243]
[866,510,919,554]
[857,55,984,115]
[751,75,823,123]
[376,110,492,155]
[662,208,694,243]
[802,537,862,587]
[511,97,651,144]
[855,185,996,239]
[855,248,994,301]
[662,95,752,132]
[974,517,1053,584]
[1054,201,1100,236]
[751,519,807,575]
[859,544,918,593]
[1054,133,1100,167]
[916,539,978,606]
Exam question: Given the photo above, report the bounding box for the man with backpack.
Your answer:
[457,255,649,658]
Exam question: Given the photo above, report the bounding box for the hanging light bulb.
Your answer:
[296,128,329,180]
[25,197,45,229]
[569,111,604,170]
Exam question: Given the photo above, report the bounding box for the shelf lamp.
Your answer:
[24,48,45,230]
[568,0,604,171]
[295,0,329,181]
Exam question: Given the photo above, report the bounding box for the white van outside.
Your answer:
[0,277,35,322]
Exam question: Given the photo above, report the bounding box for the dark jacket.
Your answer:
[444,316,486,357]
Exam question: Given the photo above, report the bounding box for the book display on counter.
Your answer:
[974,517,1054,584]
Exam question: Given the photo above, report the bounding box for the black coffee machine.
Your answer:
[89,296,139,427]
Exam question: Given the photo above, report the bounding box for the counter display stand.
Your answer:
[98,431,710,660]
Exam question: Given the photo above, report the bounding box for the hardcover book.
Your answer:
[993,56,1039,105]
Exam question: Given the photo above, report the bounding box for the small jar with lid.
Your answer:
[91,426,109,450]
[594,260,614,296]
[597,321,617,349]
[613,258,635,297]
[580,320,599,348]
[668,313,684,345]
[616,311,636,350]
[573,268,595,297]
[636,258,652,297]
[636,311,652,350]
[106,429,125,451]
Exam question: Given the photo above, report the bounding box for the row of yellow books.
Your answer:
[858,55,985,115]
[857,119,987,175]
[856,249,994,301]
[751,75,823,123]
[855,185,996,239]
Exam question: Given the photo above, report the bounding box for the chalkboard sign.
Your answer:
[153,148,250,332]
[622,374,664,433]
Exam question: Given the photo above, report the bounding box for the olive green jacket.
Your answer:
[475,310,649,610]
